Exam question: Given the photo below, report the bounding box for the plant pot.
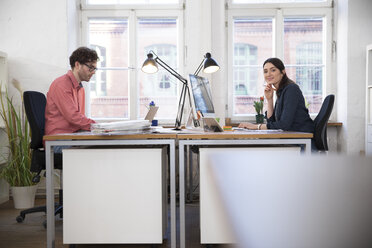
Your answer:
[11,185,38,209]
[255,114,265,124]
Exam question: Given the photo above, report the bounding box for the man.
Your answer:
[45,47,98,136]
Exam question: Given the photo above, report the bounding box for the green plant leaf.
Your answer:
[0,84,35,186]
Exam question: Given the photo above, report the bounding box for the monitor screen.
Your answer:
[188,74,215,116]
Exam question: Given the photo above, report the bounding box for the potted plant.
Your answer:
[253,96,264,124]
[0,80,37,209]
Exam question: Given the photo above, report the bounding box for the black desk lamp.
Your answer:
[142,50,220,130]
[142,50,189,130]
[194,52,220,76]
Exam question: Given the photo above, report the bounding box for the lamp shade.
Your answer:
[142,53,158,73]
[203,52,219,74]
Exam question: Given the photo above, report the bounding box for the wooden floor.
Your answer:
[0,198,234,248]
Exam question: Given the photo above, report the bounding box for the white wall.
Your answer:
[336,0,372,154]
[185,0,227,126]
[211,0,228,126]
[0,0,76,96]
[0,0,79,192]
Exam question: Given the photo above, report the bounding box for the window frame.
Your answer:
[81,6,184,122]
[81,0,183,10]
[227,0,332,9]
[227,6,333,121]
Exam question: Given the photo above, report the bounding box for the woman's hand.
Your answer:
[264,84,275,100]
[238,122,258,130]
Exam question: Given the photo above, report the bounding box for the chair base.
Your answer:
[16,189,63,228]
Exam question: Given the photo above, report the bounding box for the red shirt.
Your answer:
[45,70,95,135]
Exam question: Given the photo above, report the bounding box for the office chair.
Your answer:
[16,91,63,228]
[313,94,335,151]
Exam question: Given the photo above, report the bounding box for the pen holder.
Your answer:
[151,120,158,126]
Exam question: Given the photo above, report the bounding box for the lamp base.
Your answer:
[173,127,182,131]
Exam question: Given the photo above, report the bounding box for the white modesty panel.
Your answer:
[199,147,301,244]
[63,148,164,244]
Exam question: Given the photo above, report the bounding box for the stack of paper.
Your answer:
[91,120,151,133]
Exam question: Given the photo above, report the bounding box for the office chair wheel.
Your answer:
[16,215,25,223]
[43,220,47,229]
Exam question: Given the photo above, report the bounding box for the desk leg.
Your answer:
[169,141,176,248]
[305,140,311,155]
[188,147,194,203]
[179,141,186,248]
[45,144,55,248]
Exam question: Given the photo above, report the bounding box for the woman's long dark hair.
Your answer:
[263,58,294,97]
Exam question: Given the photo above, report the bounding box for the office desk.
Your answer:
[177,130,313,248]
[44,132,176,248]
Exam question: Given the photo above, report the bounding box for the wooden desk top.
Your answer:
[43,129,313,141]
[327,121,342,127]
[228,121,342,127]
[177,130,313,140]
[43,132,177,141]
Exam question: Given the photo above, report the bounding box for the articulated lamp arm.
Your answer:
[154,56,187,85]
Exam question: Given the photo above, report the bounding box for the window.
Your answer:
[230,17,273,116]
[295,41,323,112]
[234,43,258,95]
[232,0,327,3]
[140,40,178,119]
[87,18,129,119]
[86,0,179,5]
[228,5,332,118]
[284,17,325,114]
[81,4,183,121]
[230,0,331,6]
[89,45,106,97]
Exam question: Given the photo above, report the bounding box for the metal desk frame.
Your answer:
[178,137,312,248]
[45,138,176,248]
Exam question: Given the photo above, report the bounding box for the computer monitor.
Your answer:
[188,74,215,117]
[188,74,223,132]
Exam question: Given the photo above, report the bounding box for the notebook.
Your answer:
[144,106,159,122]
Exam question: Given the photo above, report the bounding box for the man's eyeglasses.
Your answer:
[83,63,97,72]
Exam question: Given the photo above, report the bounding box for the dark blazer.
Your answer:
[266,83,314,133]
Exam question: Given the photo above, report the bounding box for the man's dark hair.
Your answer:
[69,47,99,68]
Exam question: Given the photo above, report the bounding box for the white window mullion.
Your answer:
[129,10,137,120]
[323,8,333,105]
[177,11,186,120]
[275,9,284,59]
[81,11,92,118]
[227,11,234,119]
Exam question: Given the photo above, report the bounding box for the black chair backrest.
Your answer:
[313,94,335,151]
[23,91,46,150]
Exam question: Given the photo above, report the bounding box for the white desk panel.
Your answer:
[199,147,301,244]
[63,148,165,244]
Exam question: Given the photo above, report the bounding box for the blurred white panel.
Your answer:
[207,153,372,248]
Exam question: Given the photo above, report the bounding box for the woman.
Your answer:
[239,58,314,133]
